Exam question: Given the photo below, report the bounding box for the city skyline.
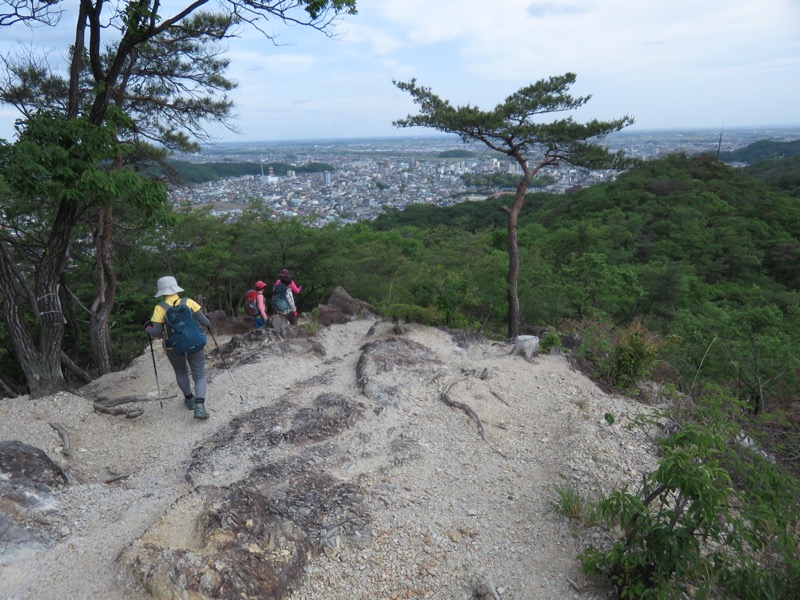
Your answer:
[0,1,797,143]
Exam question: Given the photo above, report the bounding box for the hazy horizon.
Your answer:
[0,1,797,144]
[201,125,800,148]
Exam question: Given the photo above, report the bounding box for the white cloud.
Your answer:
[0,0,797,142]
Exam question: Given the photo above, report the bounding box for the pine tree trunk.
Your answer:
[506,208,522,339]
[504,160,533,340]
[0,199,78,397]
[88,205,116,374]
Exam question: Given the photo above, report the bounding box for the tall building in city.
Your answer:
[323,171,331,186]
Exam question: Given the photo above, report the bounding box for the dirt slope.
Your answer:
[0,317,658,599]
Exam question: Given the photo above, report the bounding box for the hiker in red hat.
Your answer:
[253,280,270,328]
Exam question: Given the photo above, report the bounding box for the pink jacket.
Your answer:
[256,290,268,321]
[273,279,302,294]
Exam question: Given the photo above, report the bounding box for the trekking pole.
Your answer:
[148,336,163,409]
[207,326,245,403]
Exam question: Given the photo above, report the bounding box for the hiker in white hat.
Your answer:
[145,276,211,419]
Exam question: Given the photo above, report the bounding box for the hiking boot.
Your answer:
[194,401,209,420]
[184,394,196,410]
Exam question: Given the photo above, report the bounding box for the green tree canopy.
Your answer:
[393,72,634,337]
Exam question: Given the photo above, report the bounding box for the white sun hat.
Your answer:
[154,276,184,297]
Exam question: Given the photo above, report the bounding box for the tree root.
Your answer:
[439,378,485,441]
[92,395,148,418]
[566,576,584,593]
[475,571,502,599]
[104,473,131,484]
[460,367,490,380]
[490,390,511,407]
[49,422,71,456]
[60,351,92,384]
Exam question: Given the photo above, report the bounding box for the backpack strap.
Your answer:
[160,297,188,309]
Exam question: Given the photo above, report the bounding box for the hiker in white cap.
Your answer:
[145,276,211,419]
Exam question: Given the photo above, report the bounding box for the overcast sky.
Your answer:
[0,0,798,143]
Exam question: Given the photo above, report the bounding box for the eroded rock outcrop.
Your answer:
[316,286,379,326]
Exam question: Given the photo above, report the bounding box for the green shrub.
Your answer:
[552,482,608,527]
[379,303,446,327]
[299,308,321,336]
[608,321,659,390]
[566,318,659,392]
[552,483,586,520]
[539,330,563,353]
[579,418,800,599]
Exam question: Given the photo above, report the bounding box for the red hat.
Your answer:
[255,280,267,289]
[279,268,290,278]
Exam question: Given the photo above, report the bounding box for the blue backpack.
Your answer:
[271,283,290,312]
[159,298,206,356]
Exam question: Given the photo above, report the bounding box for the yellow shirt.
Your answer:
[150,294,203,323]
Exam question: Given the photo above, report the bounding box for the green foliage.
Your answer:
[380,303,445,326]
[461,171,556,190]
[552,483,586,520]
[580,417,800,599]
[538,331,562,353]
[372,192,554,233]
[438,149,477,158]
[669,302,800,413]
[566,318,659,392]
[408,265,480,329]
[1,114,164,210]
[558,253,644,321]
[608,321,660,390]
[745,154,800,198]
[165,159,336,183]
[300,308,321,336]
[716,139,800,164]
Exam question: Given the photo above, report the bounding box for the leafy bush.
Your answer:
[608,320,660,390]
[565,318,659,393]
[579,414,800,599]
[539,331,563,353]
[379,303,446,326]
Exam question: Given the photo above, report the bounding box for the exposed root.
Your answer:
[439,378,485,441]
[566,576,584,593]
[104,473,131,484]
[92,395,147,418]
[490,390,511,407]
[425,369,448,385]
[461,367,490,380]
[475,571,502,599]
[49,422,70,456]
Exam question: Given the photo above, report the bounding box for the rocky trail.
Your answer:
[0,302,659,599]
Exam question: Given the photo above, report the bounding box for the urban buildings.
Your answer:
[168,127,799,226]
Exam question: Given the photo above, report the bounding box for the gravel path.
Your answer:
[0,319,659,599]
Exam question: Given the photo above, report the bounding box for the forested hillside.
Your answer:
[161,160,336,184]
[3,152,800,417]
[716,138,800,163]
[2,149,800,597]
[745,153,800,197]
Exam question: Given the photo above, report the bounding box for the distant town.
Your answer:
[168,126,800,227]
